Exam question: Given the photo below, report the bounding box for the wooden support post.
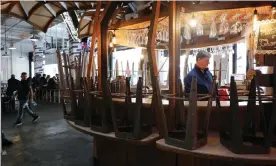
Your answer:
[147,1,168,137]
[87,2,101,87]
[168,1,181,130]
[183,49,190,79]
[100,1,118,90]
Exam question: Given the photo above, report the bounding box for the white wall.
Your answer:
[1,40,33,82]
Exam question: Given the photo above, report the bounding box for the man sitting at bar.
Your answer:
[184,51,213,95]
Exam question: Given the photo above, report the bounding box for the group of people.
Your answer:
[31,73,59,90]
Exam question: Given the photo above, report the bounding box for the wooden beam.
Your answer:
[147,1,168,137]
[109,1,273,30]
[182,35,244,50]
[111,8,169,29]
[28,2,43,19]
[111,7,125,25]
[181,1,273,13]
[99,1,118,90]
[44,4,56,17]
[86,2,102,86]
[17,2,28,19]
[168,1,181,131]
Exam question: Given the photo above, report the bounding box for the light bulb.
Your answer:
[272,7,276,14]
[109,42,113,47]
[8,44,16,50]
[253,9,258,32]
[112,34,116,44]
[190,15,197,27]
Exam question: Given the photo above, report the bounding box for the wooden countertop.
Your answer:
[156,133,276,165]
[111,98,249,108]
[67,120,159,145]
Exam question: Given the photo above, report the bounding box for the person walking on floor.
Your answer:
[14,72,40,126]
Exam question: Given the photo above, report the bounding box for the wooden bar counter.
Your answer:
[66,97,273,166]
[156,133,276,166]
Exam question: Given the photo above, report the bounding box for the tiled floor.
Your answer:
[2,102,94,166]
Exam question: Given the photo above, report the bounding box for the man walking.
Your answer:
[14,72,40,126]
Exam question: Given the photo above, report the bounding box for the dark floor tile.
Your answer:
[2,102,94,166]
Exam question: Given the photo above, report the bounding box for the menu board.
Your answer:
[257,22,276,51]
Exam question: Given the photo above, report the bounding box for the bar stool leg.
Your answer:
[54,90,57,103]
[58,90,60,103]
[49,90,52,102]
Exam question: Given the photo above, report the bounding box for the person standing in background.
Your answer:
[7,74,19,111]
[40,74,47,100]
[46,75,50,83]
[184,51,213,95]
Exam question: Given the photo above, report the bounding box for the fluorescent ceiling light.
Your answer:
[30,35,39,42]
[8,44,16,50]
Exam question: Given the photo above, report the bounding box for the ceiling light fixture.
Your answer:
[190,14,197,27]
[109,41,113,47]
[8,43,16,50]
[30,34,39,42]
[30,26,39,42]
[253,8,258,31]
[8,32,16,50]
[112,31,116,44]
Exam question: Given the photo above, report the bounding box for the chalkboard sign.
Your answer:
[257,22,276,51]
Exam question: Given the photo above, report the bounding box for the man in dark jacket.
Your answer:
[14,72,40,126]
[7,74,19,111]
[184,51,213,95]
[7,74,19,96]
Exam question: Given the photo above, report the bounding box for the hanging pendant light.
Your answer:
[30,26,39,41]
[8,43,16,50]
[19,42,23,58]
[253,8,258,31]
[112,31,116,44]
[8,32,16,50]
[190,14,197,27]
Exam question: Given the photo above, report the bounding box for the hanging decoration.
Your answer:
[230,13,243,35]
[209,14,217,38]
[196,15,204,36]
[219,13,229,35]
[183,24,192,40]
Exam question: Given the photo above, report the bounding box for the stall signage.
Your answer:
[257,22,276,51]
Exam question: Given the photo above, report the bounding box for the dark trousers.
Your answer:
[16,100,36,122]
[9,96,15,111]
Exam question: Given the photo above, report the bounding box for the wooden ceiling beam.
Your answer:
[59,2,67,10]
[86,1,102,82]
[111,8,169,29]
[18,2,28,19]
[6,2,17,13]
[1,1,11,5]
[181,1,274,13]
[28,2,44,19]
[44,4,56,17]
[111,7,125,25]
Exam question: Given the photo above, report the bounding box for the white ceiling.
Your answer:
[1,14,64,48]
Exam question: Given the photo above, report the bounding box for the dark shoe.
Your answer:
[2,138,13,146]
[32,116,40,123]
[14,121,22,126]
